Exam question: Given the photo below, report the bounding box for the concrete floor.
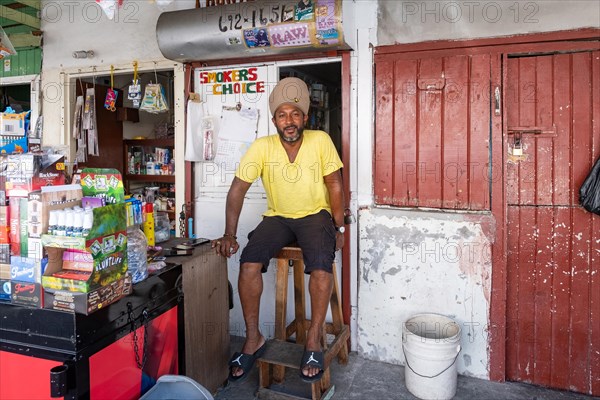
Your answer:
[214,338,599,400]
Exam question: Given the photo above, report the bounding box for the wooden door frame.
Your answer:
[189,51,353,327]
[374,28,600,382]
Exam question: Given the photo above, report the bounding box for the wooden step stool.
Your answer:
[257,246,350,400]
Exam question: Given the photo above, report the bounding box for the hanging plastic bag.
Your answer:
[154,0,174,10]
[184,99,204,161]
[104,65,118,112]
[140,83,169,114]
[202,116,215,161]
[0,27,16,59]
[579,156,600,215]
[96,0,123,20]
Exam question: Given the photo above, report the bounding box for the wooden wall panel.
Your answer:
[374,61,394,204]
[393,59,418,207]
[469,54,491,210]
[442,55,468,209]
[374,54,492,210]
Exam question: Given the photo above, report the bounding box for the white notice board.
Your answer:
[193,64,276,191]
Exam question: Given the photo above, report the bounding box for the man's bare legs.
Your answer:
[231,262,266,378]
[302,269,333,378]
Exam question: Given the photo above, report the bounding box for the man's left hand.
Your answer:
[335,231,345,251]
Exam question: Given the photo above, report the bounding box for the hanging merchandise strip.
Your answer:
[140,63,170,114]
[104,65,118,112]
[73,95,86,163]
[128,61,142,108]
[82,72,99,157]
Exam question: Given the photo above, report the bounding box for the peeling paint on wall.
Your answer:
[357,208,492,379]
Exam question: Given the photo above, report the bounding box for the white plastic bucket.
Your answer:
[402,313,461,400]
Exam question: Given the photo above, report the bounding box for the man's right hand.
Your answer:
[212,236,239,258]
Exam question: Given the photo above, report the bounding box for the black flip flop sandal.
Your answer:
[299,350,324,383]
[228,341,267,383]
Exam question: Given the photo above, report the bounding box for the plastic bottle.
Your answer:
[82,209,94,237]
[143,203,155,246]
[55,210,67,236]
[72,210,84,237]
[129,154,135,174]
[146,156,154,175]
[65,209,74,237]
[126,225,148,284]
[48,210,58,235]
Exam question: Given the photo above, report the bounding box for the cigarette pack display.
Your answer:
[0,262,9,279]
[10,256,46,284]
[5,154,66,197]
[0,206,8,243]
[62,250,94,272]
[81,196,105,209]
[44,274,132,315]
[19,197,27,256]
[11,281,44,308]
[51,270,92,281]
[41,203,127,293]
[80,168,125,205]
[9,196,20,255]
[0,278,10,302]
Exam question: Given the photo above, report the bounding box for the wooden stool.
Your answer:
[257,246,350,400]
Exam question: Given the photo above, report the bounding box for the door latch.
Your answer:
[494,86,501,116]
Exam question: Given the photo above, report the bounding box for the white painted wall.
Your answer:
[357,208,493,378]
[377,0,600,45]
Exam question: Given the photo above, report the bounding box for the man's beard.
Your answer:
[277,123,304,143]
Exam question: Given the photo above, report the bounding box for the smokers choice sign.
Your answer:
[198,67,266,96]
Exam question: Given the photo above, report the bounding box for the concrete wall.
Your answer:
[357,208,493,378]
[41,0,194,146]
[377,0,600,45]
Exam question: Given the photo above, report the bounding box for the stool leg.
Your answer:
[274,258,289,383]
[293,259,307,345]
[258,361,272,389]
[329,264,349,364]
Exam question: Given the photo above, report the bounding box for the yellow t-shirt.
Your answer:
[236,130,343,218]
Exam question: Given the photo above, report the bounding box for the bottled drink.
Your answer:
[126,225,148,284]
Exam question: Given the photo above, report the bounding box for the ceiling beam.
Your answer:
[14,1,41,11]
[8,32,41,47]
[0,4,40,29]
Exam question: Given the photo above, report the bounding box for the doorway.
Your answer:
[504,50,600,395]
[192,57,349,337]
[65,63,182,234]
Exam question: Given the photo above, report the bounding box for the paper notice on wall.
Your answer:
[214,139,252,172]
[218,107,259,142]
[213,106,259,171]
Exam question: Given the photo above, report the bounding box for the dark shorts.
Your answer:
[240,209,336,274]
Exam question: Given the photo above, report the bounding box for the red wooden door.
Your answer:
[505,51,600,395]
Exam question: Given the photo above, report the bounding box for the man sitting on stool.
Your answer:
[212,77,345,384]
